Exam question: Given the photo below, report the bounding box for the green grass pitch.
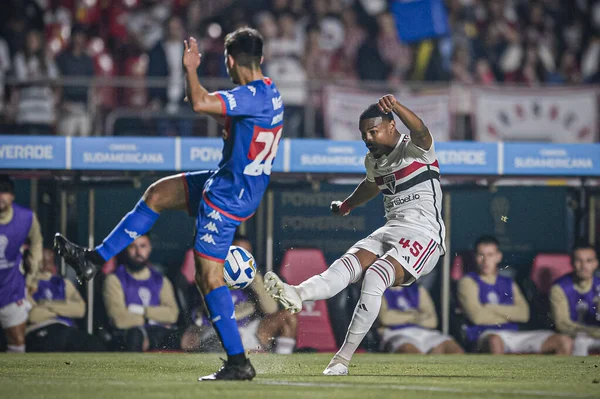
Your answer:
[1,353,599,399]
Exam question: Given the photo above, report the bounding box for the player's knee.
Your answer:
[556,334,573,355]
[142,182,165,211]
[485,334,504,354]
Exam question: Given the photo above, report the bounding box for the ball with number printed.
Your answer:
[223,246,257,290]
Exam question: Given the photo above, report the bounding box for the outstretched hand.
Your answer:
[183,37,201,70]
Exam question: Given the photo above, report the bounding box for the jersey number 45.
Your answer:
[244,126,283,176]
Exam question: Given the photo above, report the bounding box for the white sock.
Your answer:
[296,253,363,302]
[337,259,395,362]
[274,337,296,354]
[7,344,25,353]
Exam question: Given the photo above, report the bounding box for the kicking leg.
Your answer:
[54,173,191,282]
[324,255,406,375]
[265,248,377,313]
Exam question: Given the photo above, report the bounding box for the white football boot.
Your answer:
[322,355,349,376]
[264,271,302,314]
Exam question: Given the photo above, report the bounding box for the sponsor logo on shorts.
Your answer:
[207,210,222,221]
[203,222,219,233]
[200,233,216,245]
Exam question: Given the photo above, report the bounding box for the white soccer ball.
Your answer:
[223,245,256,290]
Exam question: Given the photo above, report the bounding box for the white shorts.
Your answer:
[0,300,31,329]
[381,326,452,353]
[478,330,554,354]
[239,319,263,352]
[573,334,600,356]
[353,224,441,285]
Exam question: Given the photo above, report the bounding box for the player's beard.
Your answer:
[127,257,149,272]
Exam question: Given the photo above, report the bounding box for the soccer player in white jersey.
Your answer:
[265,94,445,375]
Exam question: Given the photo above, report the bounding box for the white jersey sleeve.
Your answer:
[404,137,437,164]
[365,154,376,182]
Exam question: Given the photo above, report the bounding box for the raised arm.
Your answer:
[182,37,225,118]
[377,94,432,151]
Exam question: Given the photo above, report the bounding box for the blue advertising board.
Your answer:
[288,139,367,173]
[0,135,66,169]
[70,137,176,170]
[503,143,600,176]
[1,136,600,177]
[436,142,498,175]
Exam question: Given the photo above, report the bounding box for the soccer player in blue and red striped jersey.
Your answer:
[54,27,283,380]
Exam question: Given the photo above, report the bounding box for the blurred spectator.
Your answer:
[26,249,106,352]
[550,244,600,356]
[355,26,390,81]
[56,25,95,136]
[127,0,172,52]
[378,283,464,354]
[458,235,572,355]
[0,37,10,120]
[0,175,43,353]
[376,12,412,83]
[147,15,193,136]
[340,7,366,77]
[182,234,297,354]
[10,30,59,135]
[581,36,600,83]
[475,58,496,84]
[265,12,307,136]
[451,45,474,84]
[103,233,179,352]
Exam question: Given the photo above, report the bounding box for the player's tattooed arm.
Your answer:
[377,94,433,151]
[183,37,226,119]
[331,178,380,216]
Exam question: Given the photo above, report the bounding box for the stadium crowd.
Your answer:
[1,174,599,356]
[0,0,598,136]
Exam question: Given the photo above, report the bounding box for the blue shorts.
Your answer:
[181,171,245,262]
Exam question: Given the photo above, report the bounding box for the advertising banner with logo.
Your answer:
[323,86,451,142]
[503,143,600,176]
[0,135,66,169]
[71,137,176,170]
[474,87,598,143]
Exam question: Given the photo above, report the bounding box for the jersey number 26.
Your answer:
[244,126,283,176]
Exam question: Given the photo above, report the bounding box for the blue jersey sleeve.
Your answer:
[214,86,258,117]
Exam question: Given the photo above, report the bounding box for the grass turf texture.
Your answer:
[1,353,599,399]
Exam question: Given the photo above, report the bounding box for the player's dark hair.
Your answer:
[0,175,15,194]
[474,235,499,251]
[225,27,263,68]
[359,103,393,123]
[571,242,598,264]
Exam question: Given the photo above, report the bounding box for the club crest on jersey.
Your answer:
[383,174,396,192]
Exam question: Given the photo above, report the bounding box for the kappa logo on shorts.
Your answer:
[207,210,222,221]
[203,222,219,233]
[124,229,140,239]
[383,174,396,192]
[200,233,216,245]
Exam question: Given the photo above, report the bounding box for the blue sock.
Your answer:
[204,286,245,357]
[95,200,159,261]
